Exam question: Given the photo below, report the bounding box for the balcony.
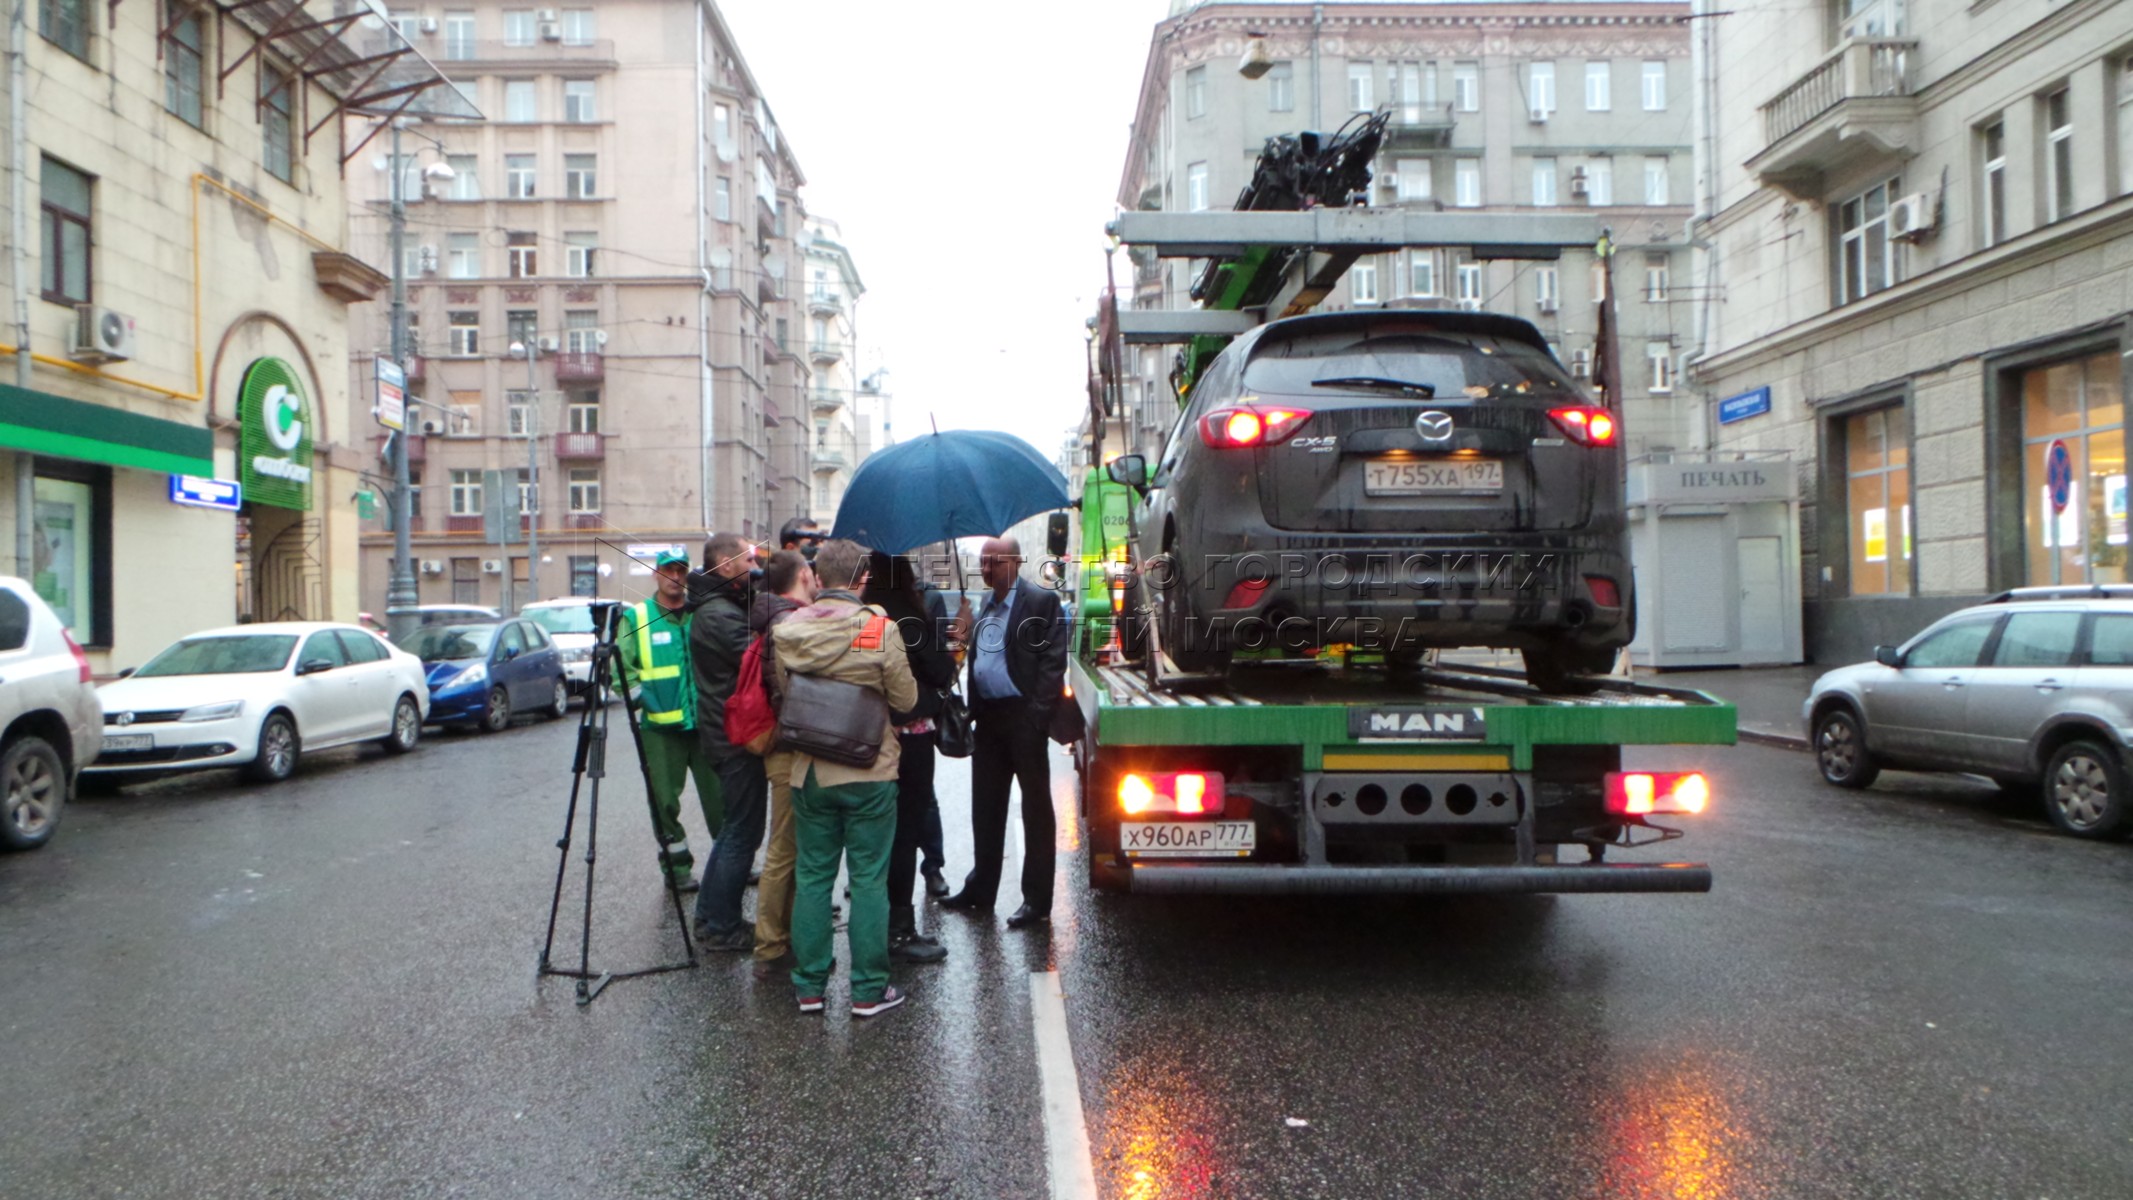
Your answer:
[812,449,847,473]
[810,390,844,414]
[763,397,782,428]
[1381,102,1457,150]
[553,352,603,383]
[433,38,618,67]
[554,432,605,461]
[807,290,844,316]
[1749,38,1919,199]
[808,341,842,365]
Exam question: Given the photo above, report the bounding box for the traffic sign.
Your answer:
[169,475,242,512]
[2047,439,2074,514]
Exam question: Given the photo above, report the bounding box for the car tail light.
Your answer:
[1604,771,1711,816]
[1549,405,1619,447]
[1585,576,1621,609]
[1221,577,1271,610]
[1200,406,1311,449]
[63,629,91,683]
[1117,770,1227,818]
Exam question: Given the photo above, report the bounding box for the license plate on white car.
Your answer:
[103,734,151,752]
[1365,458,1503,495]
[1122,820,1255,858]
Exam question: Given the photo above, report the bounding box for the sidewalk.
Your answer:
[1647,665,1821,750]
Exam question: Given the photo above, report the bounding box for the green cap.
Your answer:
[655,549,690,569]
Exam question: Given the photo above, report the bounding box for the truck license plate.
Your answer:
[1122,820,1255,858]
[1365,458,1502,495]
[103,734,151,752]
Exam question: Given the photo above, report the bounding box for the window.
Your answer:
[1186,161,1209,211]
[563,79,596,122]
[1453,62,1479,112]
[1588,156,1614,206]
[1528,61,1555,117]
[1571,347,1591,379]
[569,555,597,596]
[1186,65,1207,119]
[565,310,598,353]
[1536,265,1560,310]
[2021,350,2125,586]
[1405,249,1437,297]
[565,231,597,278]
[516,468,539,516]
[1395,158,1431,202]
[1394,62,1426,120]
[1842,406,1911,595]
[565,154,596,198]
[715,177,731,222]
[2044,86,2074,223]
[712,102,732,145]
[560,8,596,45]
[443,10,475,60]
[1906,619,1994,669]
[438,155,476,200]
[1351,259,1378,304]
[39,158,91,306]
[1454,159,1480,207]
[1836,177,1901,305]
[1641,61,1666,111]
[506,154,536,198]
[446,233,480,278]
[506,309,537,350]
[1646,342,1673,393]
[451,557,480,604]
[1980,120,2007,247]
[1533,157,1557,207]
[450,470,482,516]
[506,389,534,436]
[1456,263,1484,310]
[40,0,89,60]
[504,80,536,123]
[1348,62,1374,112]
[31,471,106,645]
[164,3,204,128]
[2119,58,2133,197]
[507,232,537,278]
[2090,614,2133,664]
[568,468,601,513]
[1992,611,2083,667]
[388,153,424,202]
[1585,61,1610,112]
[567,391,600,433]
[1838,0,1906,39]
[503,8,536,45]
[261,65,295,183]
[1643,156,1670,205]
[1267,61,1293,112]
[448,311,480,355]
[1645,253,1670,302]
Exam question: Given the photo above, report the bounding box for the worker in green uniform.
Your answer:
[614,549,723,890]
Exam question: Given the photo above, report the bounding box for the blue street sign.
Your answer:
[170,475,242,512]
[2047,440,2073,514]
[1718,386,1771,426]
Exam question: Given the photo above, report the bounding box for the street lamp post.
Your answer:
[511,338,540,608]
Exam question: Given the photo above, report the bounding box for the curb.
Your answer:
[1738,727,1809,752]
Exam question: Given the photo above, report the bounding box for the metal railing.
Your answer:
[1761,38,1916,146]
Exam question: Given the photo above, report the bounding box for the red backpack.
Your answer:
[724,634,780,756]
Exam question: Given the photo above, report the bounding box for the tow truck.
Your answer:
[1059,120,1733,895]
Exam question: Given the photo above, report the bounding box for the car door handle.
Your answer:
[2035,678,2065,692]
[1942,678,1966,689]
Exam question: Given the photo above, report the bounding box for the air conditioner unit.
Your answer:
[1537,297,1559,314]
[1890,193,1935,242]
[539,21,560,41]
[536,8,557,21]
[1456,298,1484,312]
[419,16,438,34]
[1568,169,1589,198]
[419,417,446,435]
[1528,105,1549,124]
[420,559,446,575]
[482,559,504,575]
[538,335,560,353]
[418,244,439,274]
[72,304,137,363]
[593,329,608,347]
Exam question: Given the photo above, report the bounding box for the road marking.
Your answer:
[1030,970,1098,1200]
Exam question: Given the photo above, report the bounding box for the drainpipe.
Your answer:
[1688,0,1720,451]
[11,0,32,577]
[1310,4,1323,133]
[695,2,713,531]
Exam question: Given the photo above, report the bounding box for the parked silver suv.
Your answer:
[0,577,102,850]
[1805,587,2133,839]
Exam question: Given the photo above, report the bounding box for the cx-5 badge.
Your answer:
[1415,411,1455,444]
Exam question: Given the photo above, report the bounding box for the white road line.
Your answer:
[1030,970,1099,1200]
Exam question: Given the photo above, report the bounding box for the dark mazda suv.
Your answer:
[1124,310,1632,689]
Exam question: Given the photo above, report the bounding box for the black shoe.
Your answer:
[673,877,700,894]
[940,890,986,911]
[889,933,948,964]
[923,869,950,899]
[747,871,761,887]
[1005,904,1050,929]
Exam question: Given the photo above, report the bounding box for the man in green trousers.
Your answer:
[770,539,917,1018]
[614,550,722,890]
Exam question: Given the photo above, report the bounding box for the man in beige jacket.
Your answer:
[770,539,918,1017]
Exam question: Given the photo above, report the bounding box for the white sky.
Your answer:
[721,0,1170,463]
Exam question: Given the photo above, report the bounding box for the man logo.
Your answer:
[1347,705,1488,739]
[1415,411,1455,444]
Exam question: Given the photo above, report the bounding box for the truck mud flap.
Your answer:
[1125,863,1711,895]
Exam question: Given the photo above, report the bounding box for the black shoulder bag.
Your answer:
[775,614,891,768]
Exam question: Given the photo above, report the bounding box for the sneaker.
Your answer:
[923,869,950,899]
[890,933,948,964]
[693,925,753,952]
[851,986,906,1018]
[796,994,824,1014]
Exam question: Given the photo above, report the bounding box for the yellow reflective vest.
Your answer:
[614,600,695,729]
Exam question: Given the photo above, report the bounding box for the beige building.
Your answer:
[803,216,865,523]
[1695,0,2133,660]
[0,1,461,671]
[348,0,819,609]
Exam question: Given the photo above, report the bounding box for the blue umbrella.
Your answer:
[831,429,1071,556]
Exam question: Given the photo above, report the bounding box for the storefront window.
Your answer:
[1844,407,1910,594]
[2022,350,2125,585]
[32,475,99,643]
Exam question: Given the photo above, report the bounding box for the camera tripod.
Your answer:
[538,599,698,1005]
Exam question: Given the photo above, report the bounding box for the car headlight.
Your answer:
[180,700,244,723]
[445,663,487,690]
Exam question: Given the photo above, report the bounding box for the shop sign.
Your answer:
[1628,460,1797,505]
[1718,386,1771,426]
[238,358,314,511]
[169,475,242,512]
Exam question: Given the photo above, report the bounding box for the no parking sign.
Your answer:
[2047,439,2074,514]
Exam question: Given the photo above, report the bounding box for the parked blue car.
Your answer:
[396,619,569,732]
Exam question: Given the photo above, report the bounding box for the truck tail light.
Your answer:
[1200,406,1311,449]
[63,629,91,683]
[1604,771,1711,816]
[1117,770,1227,818]
[1549,405,1619,447]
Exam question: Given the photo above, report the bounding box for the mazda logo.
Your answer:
[116,712,134,726]
[1415,411,1455,444]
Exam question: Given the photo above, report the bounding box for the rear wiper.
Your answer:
[1309,376,1436,397]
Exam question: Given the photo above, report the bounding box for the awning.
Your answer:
[0,384,215,476]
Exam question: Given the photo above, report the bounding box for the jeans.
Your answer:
[752,750,799,962]
[791,766,897,1002]
[887,730,937,911]
[637,725,721,885]
[921,786,946,875]
[962,699,1054,914]
[693,751,767,935]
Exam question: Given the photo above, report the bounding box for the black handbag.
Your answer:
[935,688,974,759]
[1048,690,1087,747]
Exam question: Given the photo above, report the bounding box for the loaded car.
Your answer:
[0,577,101,850]
[518,597,601,698]
[1121,310,1631,689]
[398,618,568,732]
[1806,587,2133,839]
[84,622,427,787]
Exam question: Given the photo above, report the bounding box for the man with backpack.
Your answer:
[686,531,768,950]
[730,550,815,979]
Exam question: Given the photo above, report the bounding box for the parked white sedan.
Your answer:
[83,622,429,786]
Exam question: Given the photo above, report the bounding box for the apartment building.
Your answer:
[0,1,462,670]
[1114,0,1693,461]
[348,1,815,610]
[803,217,865,523]
[1695,0,2133,661]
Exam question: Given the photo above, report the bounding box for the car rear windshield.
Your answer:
[1242,331,1580,401]
[398,624,499,661]
[135,635,298,677]
[523,606,595,635]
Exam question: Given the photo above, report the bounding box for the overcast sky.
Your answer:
[721,0,1170,463]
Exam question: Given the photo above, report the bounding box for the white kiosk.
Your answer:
[1626,451,1803,668]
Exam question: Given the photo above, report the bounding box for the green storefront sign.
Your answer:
[238,357,313,510]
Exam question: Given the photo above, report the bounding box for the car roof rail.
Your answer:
[1986,584,2133,602]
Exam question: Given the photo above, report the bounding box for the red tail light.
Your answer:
[1585,576,1621,609]
[1221,577,1271,610]
[1118,770,1227,819]
[63,629,91,683]
[1200,406,1311,449]
[1604,771,1711,816]
[1549,406,1619,446]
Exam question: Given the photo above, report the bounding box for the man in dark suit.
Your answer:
[943,536,1069,928]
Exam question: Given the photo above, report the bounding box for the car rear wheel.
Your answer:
[2043,740,2133,840]
[1813,707,1880,789]
[1158,571,1231,675]
[381,695,421,755]
[243,713,300,783]
[545,678,570,719]
[481,686,512,733]
[0,735,66,851]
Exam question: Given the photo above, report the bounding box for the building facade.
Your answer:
[803,217,865,523]
[348,0,819,611]
[0,0,460,671]
[1113,0,1694,464]
[1695,0,2133,662]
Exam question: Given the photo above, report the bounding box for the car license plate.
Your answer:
[1122,820,1255,858]
[1365,458,1503,495]
[103,733,151,752]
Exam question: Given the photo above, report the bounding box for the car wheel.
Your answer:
[243,713,300,783]
[2043,740,2133,840]
[1521,642,1614,695]
[1158,566,1230,675]
[1813,707,1880,789]
[381,694,421,755]
[545,677,570,720]
[481,686,512,733]
[0,735,66,851]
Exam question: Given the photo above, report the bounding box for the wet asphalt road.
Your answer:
[4,708,2132,1199]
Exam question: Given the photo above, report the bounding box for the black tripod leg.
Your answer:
[539,694,605,970]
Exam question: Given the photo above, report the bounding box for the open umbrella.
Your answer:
[830,429,1071,556]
